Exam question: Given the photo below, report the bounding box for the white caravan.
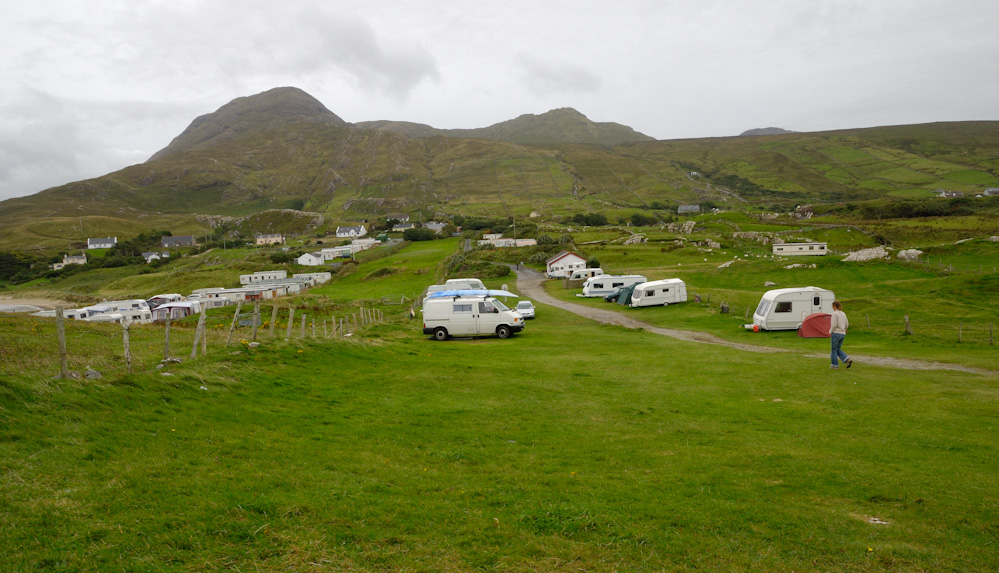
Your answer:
[569,268,604,280]
[629,279,687,307]
[578,275,647,298]
[422,291,525,340]
[426,278,487,295]
[746,286,835,331]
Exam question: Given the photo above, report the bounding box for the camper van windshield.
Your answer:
[491,299,510,312]
[756,299,771,316]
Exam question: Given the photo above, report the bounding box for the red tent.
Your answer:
[797,313,831,338]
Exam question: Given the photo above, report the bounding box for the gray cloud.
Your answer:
[515,54,602,97]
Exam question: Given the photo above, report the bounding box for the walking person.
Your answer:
[829,300,853,369]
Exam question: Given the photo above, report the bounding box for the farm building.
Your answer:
[161,235,197,248]
[772,242,828,256]
[984,188,999,196]
[678,205,701,215]
[141,251,169,263]
[546,251,587,278]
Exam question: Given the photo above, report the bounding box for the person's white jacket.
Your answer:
[829,310,849,335]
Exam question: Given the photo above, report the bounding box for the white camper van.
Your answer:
[746,286,835,331]
[427,278,487,295]
[579,275,647,298]
[569,268,604,280]
[629,279,687,307]
[422,292,525,340]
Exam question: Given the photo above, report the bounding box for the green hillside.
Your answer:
[1,87,997,254]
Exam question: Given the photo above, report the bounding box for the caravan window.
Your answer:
[662,288,669,293]
[453,304,472,313]
[755,299,771,316]
[593,283,603,289]
[646,290,655,296]
[813,296,821,306]
[612,282,624,288]
[775,301,793,313]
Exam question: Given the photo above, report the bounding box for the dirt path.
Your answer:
[511,267,995,376]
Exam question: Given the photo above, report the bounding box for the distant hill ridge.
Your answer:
[740,127,796,136]
[356,107,656,145]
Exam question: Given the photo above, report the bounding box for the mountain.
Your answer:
[356,108,656,146]
[149,87,348,161]
[2,85,998,253]
[740,127,796,136]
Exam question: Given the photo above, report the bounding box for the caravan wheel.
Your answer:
[663,301,670,307]
[433,327,449,341]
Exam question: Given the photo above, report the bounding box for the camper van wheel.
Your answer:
[496,325,512,339]
[433,327,449,341]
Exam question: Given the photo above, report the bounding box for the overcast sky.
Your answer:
[1,0,996,201]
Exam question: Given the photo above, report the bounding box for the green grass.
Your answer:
[2,304,998,570]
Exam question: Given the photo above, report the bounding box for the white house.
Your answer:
[425,221,446,234]
[297,252,326,266]
[255,233,284,246]
[392,223,416,232]
[772,242,828,256]
[984,188,999,196]
[336,225,367,238]
[678,205,701,215]
[162,235,197,248]
[546,251,587,278]
[52,254,87,270]
[88,237,116,249]
[387,213,410,223]
[482,233,503,240]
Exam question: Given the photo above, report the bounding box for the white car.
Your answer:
[515,300,536,319]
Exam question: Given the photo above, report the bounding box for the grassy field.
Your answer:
[2,300,998,570]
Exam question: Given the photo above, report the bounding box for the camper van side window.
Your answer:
[454,304,472,313]
[813,296,820,306]
[479,302,498,314]
[775,301,793,313]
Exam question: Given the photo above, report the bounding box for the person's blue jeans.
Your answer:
[830,333,848,367]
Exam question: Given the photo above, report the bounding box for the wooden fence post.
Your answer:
[269,304,279,337]
[300,314,306,338]
[164,316,172,359]
[904,314,912,335]
[866,314,870,329]
[286,307,295,339]
[312,319,316,338]
[958,322,963,343]
[56,307,69,380]
[323,319,328,338]
[224,301,243,347]
[251,302,261,342]
[122,322,132,374]
[201,314,207,356]
[192,310,207,359]
[339,317,344,338]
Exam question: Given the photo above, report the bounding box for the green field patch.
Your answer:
[941,170,999,185]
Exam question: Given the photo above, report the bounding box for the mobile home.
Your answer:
[569,268,604,280]
[746,286,835,331]
[579,275,647,298]
[629,279,687,307]
[772,242,828,256]
[422,291,525,340]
